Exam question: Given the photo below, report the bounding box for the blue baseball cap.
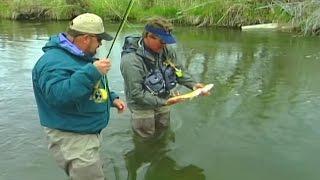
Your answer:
[145,25,176,44]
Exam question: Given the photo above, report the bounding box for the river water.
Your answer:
[1,20,320,180]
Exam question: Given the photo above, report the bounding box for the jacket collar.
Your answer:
[135,38,165,62]
[59,33,95,62]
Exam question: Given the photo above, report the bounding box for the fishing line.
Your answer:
[107,0,135,58]
[93,0,135,103]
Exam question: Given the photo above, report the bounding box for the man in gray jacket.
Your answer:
[120,17,205,138]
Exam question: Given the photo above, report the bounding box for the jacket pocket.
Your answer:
[76,99,107,113]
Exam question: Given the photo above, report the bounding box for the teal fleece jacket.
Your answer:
[32,33,118,134]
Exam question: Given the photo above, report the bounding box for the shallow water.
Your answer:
[1,20,320,180]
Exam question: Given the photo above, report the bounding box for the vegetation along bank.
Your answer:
[1,0,320,35]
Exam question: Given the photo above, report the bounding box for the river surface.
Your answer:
[1,20,320,180]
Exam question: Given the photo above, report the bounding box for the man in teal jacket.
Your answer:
[32,13,126,180]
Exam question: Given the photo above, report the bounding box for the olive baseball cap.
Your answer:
[69,13,113,41]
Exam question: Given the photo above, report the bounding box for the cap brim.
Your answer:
[158,34,176,44]
[98,32,113,41]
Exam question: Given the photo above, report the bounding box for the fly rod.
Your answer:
[93,0,135,103]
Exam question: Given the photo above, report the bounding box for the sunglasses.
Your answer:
[88,34,102,43]
[74,33,102,43]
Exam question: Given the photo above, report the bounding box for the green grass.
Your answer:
[275,0,320,35]
[0,0,319,35]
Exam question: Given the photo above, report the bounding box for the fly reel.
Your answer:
[93,88,108,103]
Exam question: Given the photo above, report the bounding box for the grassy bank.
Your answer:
[1,0,320,35]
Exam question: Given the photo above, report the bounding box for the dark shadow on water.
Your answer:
[125,130,205,180]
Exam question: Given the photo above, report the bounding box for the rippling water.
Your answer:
[1,20,320,180]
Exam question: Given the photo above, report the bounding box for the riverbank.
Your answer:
[1,0,320,35]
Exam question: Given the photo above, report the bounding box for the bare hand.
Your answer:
[193,83,210,96]
[93,58,111,75]
[113,98,126,113]
[166,97,185,106]
[192,83,205,90]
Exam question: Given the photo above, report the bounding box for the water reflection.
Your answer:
[1,20,320,180]
[125,130,205,180]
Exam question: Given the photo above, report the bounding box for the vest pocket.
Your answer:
[143,69,166,95]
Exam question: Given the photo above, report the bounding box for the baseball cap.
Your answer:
[69,13,113,41]
[145,24,176,44]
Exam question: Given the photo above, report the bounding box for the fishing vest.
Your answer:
[122,36,178,96]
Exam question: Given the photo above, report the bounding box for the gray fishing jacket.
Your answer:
[120,36,197,110]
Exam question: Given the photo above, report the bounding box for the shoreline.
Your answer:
[0,0,319,36]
